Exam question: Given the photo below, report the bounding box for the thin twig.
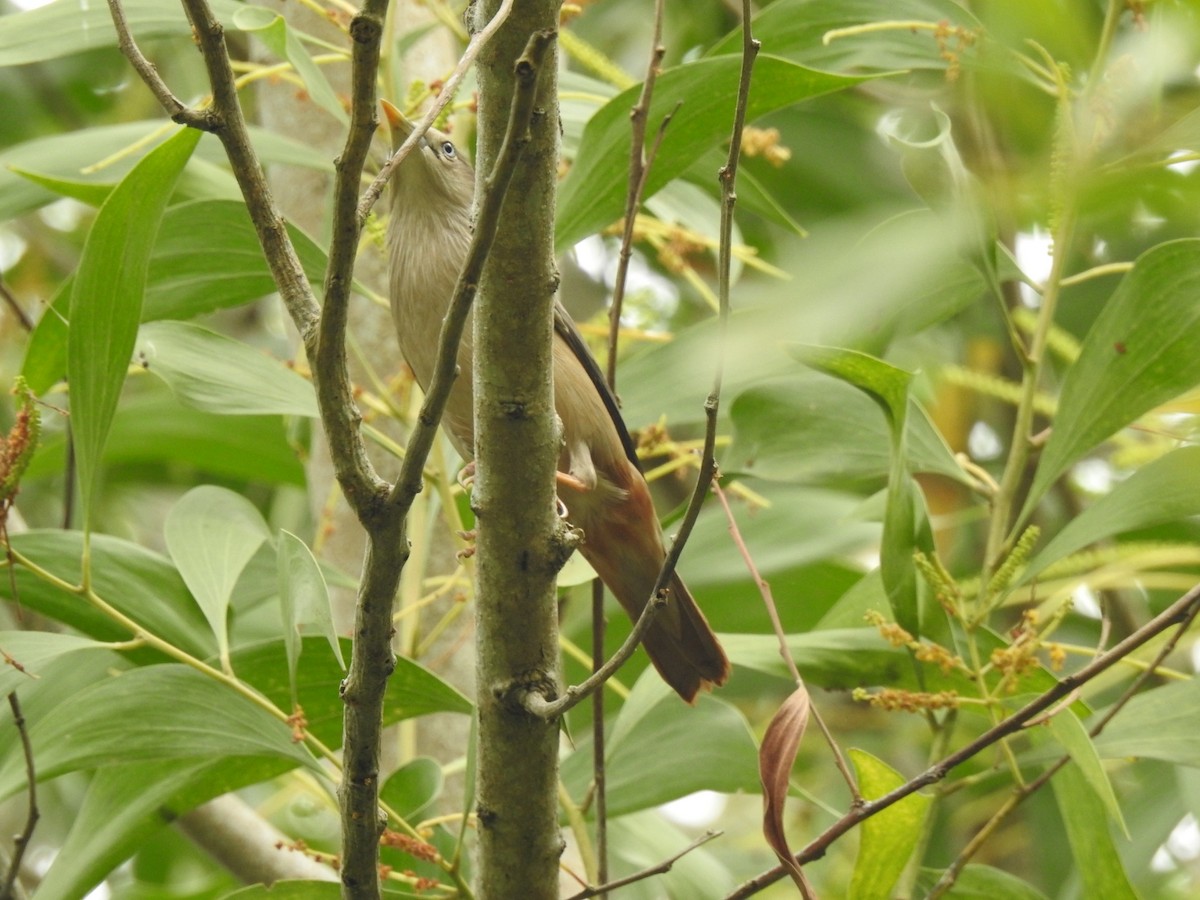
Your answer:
[725,580,1200,898]
[0,279,32,332]
[927,590,1200,898]
[525,594,665,718]
[105,0,212,129]
[565,830,722,900]
[590,578,609,895]
[356,0,515,224]
[712,481,861,804]
[1,693,37,900]
[605,0,668,391]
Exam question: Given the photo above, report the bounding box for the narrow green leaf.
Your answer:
[164,486,271,668]
[707,0,984,71]
[278,530,344,704]
[1043,711,1128,837]
[137,321,318,417]
[560,673,759,816]
[8,166,115,206]
[69,126,200,526]
[233,7,347,124]
[1022,445,1200,584]
[20,278,70,396]
[1050,763,1139,900]
[4,531,215,658]
[787,344,913,430]
[848,749,932,900]
[0,0,245,66]
[556,55,872,250]
[1024,239,1200,518]
[0,664,314,803]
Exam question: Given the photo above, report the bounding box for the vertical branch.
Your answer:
[1,692,36,900]
[590,578,608,894]
[471,15,564,897]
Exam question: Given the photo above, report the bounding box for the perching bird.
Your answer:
[382,100,730,702]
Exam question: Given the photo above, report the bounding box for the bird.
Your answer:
[382,99,730,703]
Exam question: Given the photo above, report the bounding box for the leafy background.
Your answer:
[3,0,1200,898]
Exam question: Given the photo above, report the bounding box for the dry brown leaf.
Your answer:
[759,684,816,897]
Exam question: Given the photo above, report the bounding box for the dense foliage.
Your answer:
[2,0,1200,897]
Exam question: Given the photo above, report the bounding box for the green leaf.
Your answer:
[726,377,967,485]
[233,7,347,124]
[38,756,298,900]
[1024,239,1200,518]
[0,122,330,223]
[4,531,215,658]
[0,631,107,697]
[1050,762,1139,900]
[381,757,445,822]
[1022,446,1200,584]
[707,0,984,71]
[0,0,245,66]
[231,637,472,749]
[789,345,922,636]
[277,530,344,704]
[560,673,758,816]
[8,165,115,206]
[20,278,71,396]
[0,664,315,803]
[164,486,272,668]
[1043,710,1128,837]
[137,321,318,417]
[69,126,200,525]
[915,865,1051,900]
[848,749,932,900]
[145,199,332,321]
[556,54,872,250]
[1093,679,1200,768]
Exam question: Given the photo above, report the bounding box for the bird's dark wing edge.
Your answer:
[552,302,643,472]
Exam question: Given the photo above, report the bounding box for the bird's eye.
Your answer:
[441,141,456,159]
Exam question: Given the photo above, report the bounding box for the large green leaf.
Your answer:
[0,664,315,803]
[137,321,318,417]
[1043,710,1127,837]
[727,376,966,485]
[145,198,332,321]
[69,126,200,525]
[26,385,307,487]
[915,865,1050,900]
[1050,763,1138,900]
[0,631,107,697]
[277,530,344,705]
[1021,446,1200,584]
[0,0,245,66]
[164,486,272,668]
[38,756,297,900]
[231,637,473,749]
[560,674,758,816]
[4,531,215,657]
[1093,680,1200,768]
[1024,240,1200,517]
[556,54,872,250]
[848,749,932,900]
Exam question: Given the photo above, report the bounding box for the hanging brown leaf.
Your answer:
[759,684,816,896]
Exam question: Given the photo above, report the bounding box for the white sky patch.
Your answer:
[1072,584,1102,620]
[659,790,726,828]
[1014,229,1054,308]
[1153,813,1200,872]
[1071,459,1115,495]
[40,198,89,232]
[1167,150,1200,176]
[968,420,1003,461]
[0,230,27,271]
[9,0,56,8]
[1191,637,1200,674]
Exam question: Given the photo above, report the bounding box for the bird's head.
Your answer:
[381,99,474,213]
